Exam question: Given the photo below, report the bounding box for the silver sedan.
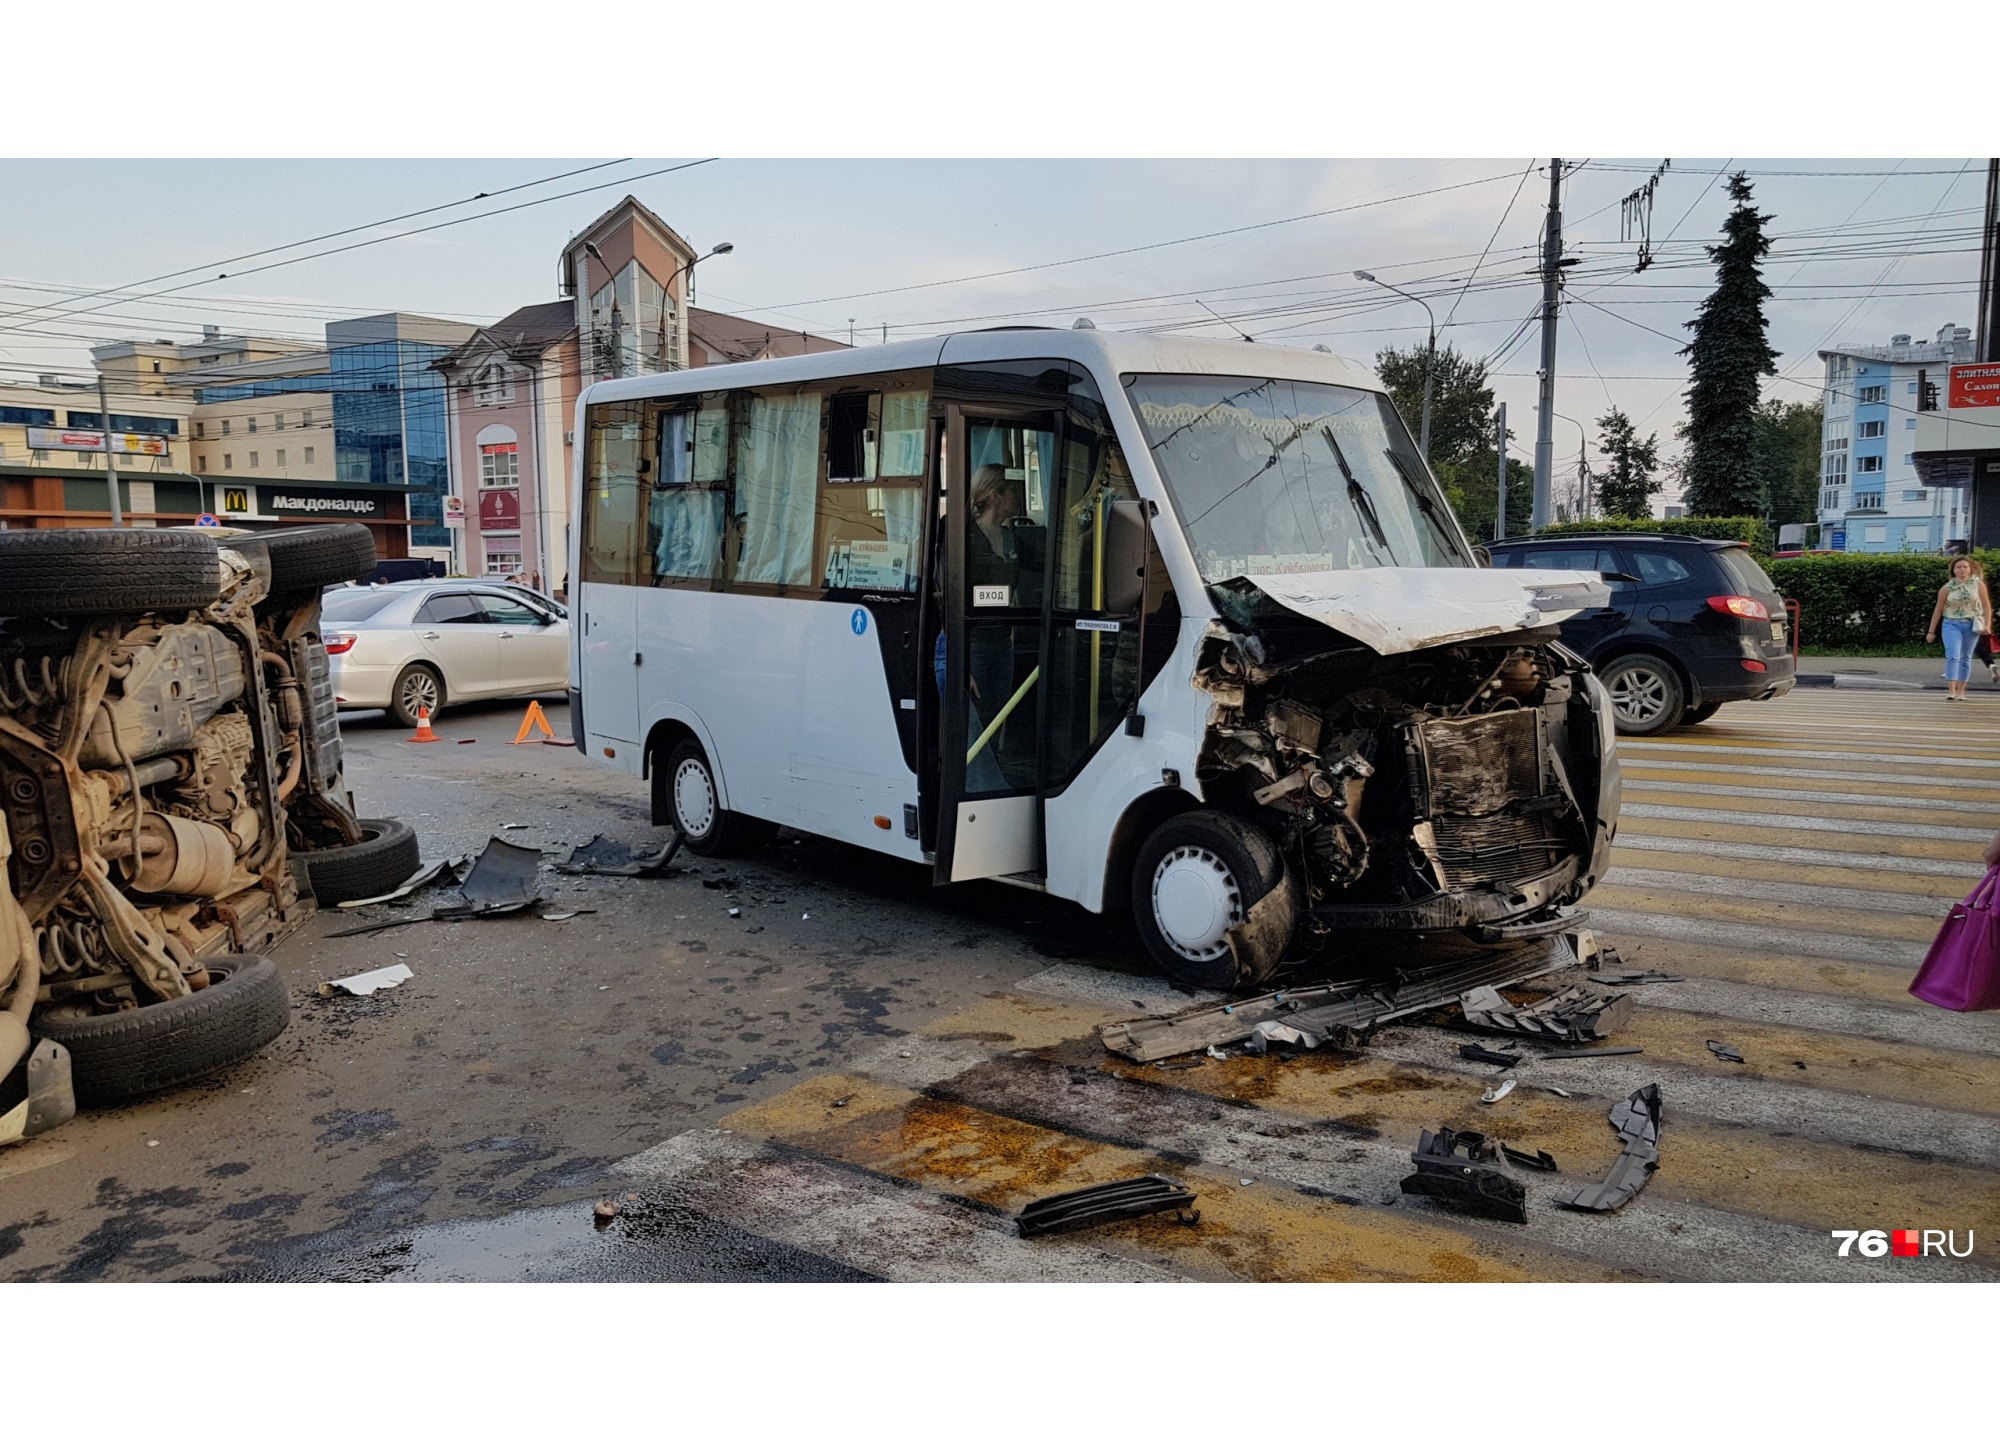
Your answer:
[324,580,570,726]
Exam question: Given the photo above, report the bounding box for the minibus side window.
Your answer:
[733,389,822,588]
[818,386,927,594]
[648,400,730,583]
[581,400,646,585]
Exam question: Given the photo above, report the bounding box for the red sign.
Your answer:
[477,487,520,532]
[1948,363,2000,408]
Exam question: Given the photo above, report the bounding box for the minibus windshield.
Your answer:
[1127,374,1471,582]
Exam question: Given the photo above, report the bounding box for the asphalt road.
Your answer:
[4,689,1998,1281]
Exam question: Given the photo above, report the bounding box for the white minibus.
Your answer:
[567,329,1620,990]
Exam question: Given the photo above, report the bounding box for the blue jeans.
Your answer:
[1942,617,1977,682]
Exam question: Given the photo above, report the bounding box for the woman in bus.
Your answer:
[1926,556,1994,702]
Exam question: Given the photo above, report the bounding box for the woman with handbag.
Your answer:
[1925,557,1994,702]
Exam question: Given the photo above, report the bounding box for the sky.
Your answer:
[1,156,1986,504]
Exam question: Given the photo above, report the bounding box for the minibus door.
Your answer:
[930,404,1061,884]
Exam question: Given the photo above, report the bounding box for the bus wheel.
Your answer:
[1131,811,1298,991]
[663,739,776,857]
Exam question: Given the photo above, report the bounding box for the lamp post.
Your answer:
[1355,270,1435,465]
[668,243,733,369]
[1553,413,1590,521]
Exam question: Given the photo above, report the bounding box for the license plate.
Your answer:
[1770,621,1785,642]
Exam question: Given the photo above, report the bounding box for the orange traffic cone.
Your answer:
[408,706,440,742]
[510,699,556,745]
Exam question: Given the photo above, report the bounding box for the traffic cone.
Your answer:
[510,699,556,745]
[408,706,440,743]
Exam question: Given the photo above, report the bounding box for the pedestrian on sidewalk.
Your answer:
[1926,557,1993,701]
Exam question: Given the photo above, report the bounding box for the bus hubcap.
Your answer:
[673,760,716,837]
[1152,845,1243,961]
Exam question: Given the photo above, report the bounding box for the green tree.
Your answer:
[1679,173,1778,516]
[1375,342,1528,540]
[1593,407,1661,519]
[1751,398,1823,530]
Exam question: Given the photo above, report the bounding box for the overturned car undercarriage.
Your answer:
[1184,579,1621,979]
[0,525,419,1145]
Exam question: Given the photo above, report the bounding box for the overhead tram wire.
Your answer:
[0,158,721,341]
[0,158,637,335]
[1445,163,1537,331]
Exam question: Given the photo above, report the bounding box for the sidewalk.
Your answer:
[1794,654,2000,692]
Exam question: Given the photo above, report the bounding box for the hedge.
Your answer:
[1765,551,2000,652]
[1538,516,1772,554]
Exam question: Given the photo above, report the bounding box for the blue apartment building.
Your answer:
[1816,324,1978,552]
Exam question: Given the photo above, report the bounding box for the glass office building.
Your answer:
[326,316,476,549]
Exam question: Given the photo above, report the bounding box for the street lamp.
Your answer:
[1553,413,1590,520]
[1354,270,1436,465]
[674,241,734,311]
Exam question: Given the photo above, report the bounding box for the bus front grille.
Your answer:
[1431,811,1566,890]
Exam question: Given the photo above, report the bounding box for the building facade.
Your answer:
[1816,324,1978,552]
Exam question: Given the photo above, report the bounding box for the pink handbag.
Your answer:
[1910,867,2000,1012]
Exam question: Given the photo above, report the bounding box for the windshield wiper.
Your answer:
[1379,448,1465,555]
[1321,427,1393,558]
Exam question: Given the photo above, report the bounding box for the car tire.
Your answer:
[0,528,223,617]
[1131,810,1299,990]
[222,524,378,592]
[32,955,290,1105]
[387,663,445,728]
[1680,701,1721,727]
[662,739,776,857]
[1598,653,1686,737]
[295,817,422,905]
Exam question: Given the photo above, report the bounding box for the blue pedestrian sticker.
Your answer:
[850,608,868,636]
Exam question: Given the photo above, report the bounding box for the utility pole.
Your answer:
[97,374,123,527]
[1532,160,1566,530]
[1979,158,1999,364]
[1494,402,1508,540]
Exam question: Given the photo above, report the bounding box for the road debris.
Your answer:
[1557,1083,1664,1213]
[500,823,530,830]
[1101,938,1581,1062]
[1016,1174,1199,1237]
[1545,1085,1572,1098]
[328,914,436,939]
[1458,984,1634,1043]
[542,909,597,922]
[318,962,414,998]
[1706,1040,1746,1064]
[1595,970,1685,986]
[1398,1128,1529,1223]
[1500,1143,1560,1172]
[1245,1019,1323,1053]
[433,837,544,918]
[1542,1045,1644,1060]
[555,833,683,877]
[1480,1077,1517,1104]
[1459,1043,1521,1069]
[334,857,451,910]
[593,1198,620,1227]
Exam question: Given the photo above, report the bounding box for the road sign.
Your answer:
[194,512,220,527]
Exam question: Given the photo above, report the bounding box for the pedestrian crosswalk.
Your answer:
[614,691,2000,1281]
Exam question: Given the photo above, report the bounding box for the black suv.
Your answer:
[1486,533,1794,735]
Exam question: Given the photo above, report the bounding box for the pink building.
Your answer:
[438,195,841,590]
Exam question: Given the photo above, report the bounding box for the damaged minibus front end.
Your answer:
[1122,369,1620,987]
[1191,566,1620,956]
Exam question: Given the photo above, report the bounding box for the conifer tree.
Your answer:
[1594,407,1660,519]
[1679,173,1777,516]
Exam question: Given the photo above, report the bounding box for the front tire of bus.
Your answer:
[662,739,776,857]
[1131,811,1298,991]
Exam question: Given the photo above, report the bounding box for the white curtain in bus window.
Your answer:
[583,404,645,585]
[650,408,726,580]
[735,392,821,586]
[878,389,928,477]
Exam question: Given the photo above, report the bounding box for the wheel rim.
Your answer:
[400,670,439,717]
[673,758,717,838]
[1151,845,1244,962]
[1608,664,1670,724]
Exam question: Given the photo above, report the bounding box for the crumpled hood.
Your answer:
[1238,566,1610,656]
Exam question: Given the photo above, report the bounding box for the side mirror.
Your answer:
[1471,545,1492,568]
[1102,500,1149,614]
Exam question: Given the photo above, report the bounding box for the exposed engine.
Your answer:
[1193,611,1615,936]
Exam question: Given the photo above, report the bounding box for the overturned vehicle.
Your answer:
[1112,367,1622,990]
[0,525,420,1146]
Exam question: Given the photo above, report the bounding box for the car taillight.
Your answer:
[1707,595,1770,621]
[325,632,357,655]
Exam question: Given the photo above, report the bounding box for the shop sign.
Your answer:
[1948,363,2000,409]
[27,428,170,455]
[258,486,385,520]
[478,487,520,532]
